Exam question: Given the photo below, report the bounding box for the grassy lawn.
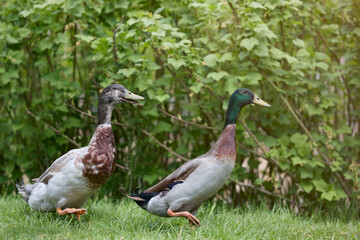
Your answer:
[1,196,359,239]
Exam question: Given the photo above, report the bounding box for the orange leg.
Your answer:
[56,208,87,220]
[167,209,201,227]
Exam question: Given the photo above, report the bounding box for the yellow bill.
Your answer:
[253,94,271,107]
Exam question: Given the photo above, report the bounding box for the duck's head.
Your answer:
[97,84,144,125]
[231,88,271,107]
[100,84,144,106]
[224,88,270,129]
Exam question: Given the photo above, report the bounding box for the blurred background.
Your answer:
[0,0,359,214]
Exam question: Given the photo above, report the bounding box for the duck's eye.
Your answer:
[242,90,246,94]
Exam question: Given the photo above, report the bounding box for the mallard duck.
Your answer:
[128,88,270,226]
[17,84,144,219]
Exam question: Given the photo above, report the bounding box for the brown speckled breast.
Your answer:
[213,124,237,161]
[82,125,116,190]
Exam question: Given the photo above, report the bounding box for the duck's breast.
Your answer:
[82,124,116,190]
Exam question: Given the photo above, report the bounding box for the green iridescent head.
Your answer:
[223,88,270,129]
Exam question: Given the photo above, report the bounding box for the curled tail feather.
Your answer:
[127,188,158,210]
[127,181,184,210]
[16,179,33,204]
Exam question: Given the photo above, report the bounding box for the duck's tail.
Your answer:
[127,189,158,210]
[15,179,33,204]
[127,181,184,210]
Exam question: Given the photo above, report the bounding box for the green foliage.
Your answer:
[0,0,359,212]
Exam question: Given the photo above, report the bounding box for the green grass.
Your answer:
[1,196,359,239]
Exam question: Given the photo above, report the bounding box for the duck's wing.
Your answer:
[33,148,86,184]
[145,157,204,193]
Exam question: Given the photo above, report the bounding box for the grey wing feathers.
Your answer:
[145,158,202,193]
[34,149,78,184]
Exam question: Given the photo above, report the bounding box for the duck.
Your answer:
[128,88,270,226]
[17,84,144,219]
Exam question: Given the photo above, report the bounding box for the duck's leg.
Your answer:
[167,209,201,227]
[56,208,87,220]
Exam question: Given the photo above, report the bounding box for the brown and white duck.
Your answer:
[128,88,270,226]
[17,84,144,219]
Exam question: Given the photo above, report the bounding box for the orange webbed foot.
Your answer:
[167,209,201,228]
[57,208,87,220]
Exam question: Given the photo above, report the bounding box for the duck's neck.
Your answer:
[210,124,237,160]
[97,102,114,125]
[223,95,247,129]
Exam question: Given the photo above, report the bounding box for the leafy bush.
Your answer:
[0,0,359,212]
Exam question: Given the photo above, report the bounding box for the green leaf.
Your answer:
[218,53,233,63]
[64,117,82,129]
[127,18,139,26]
[153,121,172,133]
[134,78,152,91]
[278,160,290,170]
[306,104,323,116]
[321,190,336,201]
[54,33,68,44]
[143,174,159,184]
[6,35,19,44]
[333,188,347,200]
[290,133,308,144]
[238,52,249,61]
[240,37,259,51]
[117,68,136,77]
[292,39,305,48]
[19,9,34,17]
[249,2,266,9]
[207,71,229,81]
[155,94,170,103]
[38,39,52,51]
[99,78,113,89]
[315,52,330,61]
[175,39,192,48]
[254,43,269,57]
[270,47,286,60]
[242,72,262,85]
[75,34,95,43]
[337,120,351,134]
[319,100,335,109]
[114,0,128,9]
[291,156,304,165]
[17,28,31,39]
[284,55,299,64]
[296,49,310,58]
[353,28,360,37]
[224,78,238,94]
[315,62,329,71]
[162,42,174,49]
[254,24,277,39]
[300,166,313,179]
[270,47,298,64]
[254,178,265,185]
[189,82,202,93]
[168,58,186,70]
[313,179,327,192]
[300,181,313,193]
[148,61,162,71]
[203,54,218,67]
[142,18,154,26]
